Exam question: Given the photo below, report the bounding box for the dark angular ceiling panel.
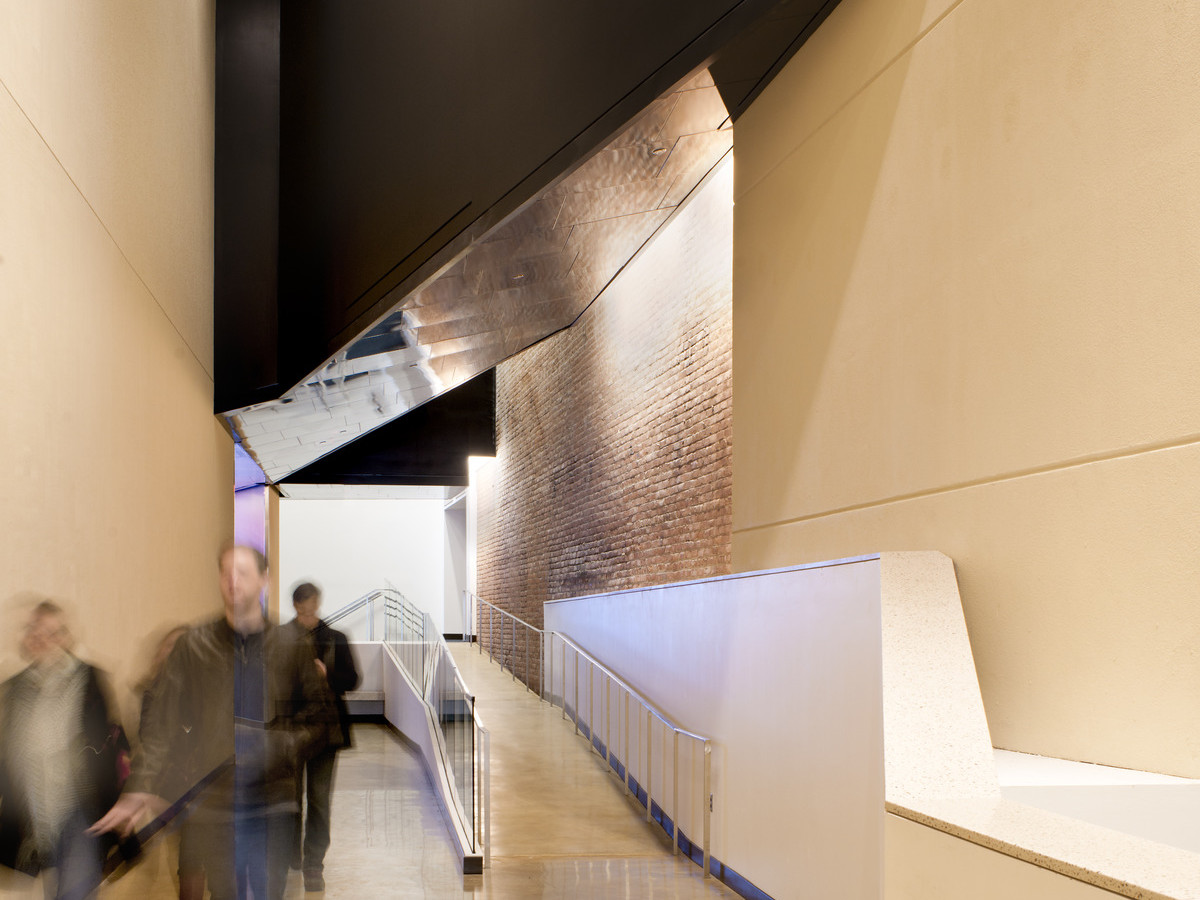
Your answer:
[215,0,841,483]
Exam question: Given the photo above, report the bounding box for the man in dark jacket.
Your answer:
[91,545,337,900]
[286,582,359,892]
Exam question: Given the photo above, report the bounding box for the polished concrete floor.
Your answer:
[0,644,735,898]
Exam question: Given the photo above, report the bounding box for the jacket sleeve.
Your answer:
[328,631,360,695]
[125,638,192,800]
[266,635,338,773]
[81,666,129,812]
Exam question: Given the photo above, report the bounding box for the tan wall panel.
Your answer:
[736,0,1200,529]
[733,0,1200,774]
[0,0,216,373]
[735,0,957,194]
[885,815,1123,900]
[734,449,1200,776]
[0,11,228,695]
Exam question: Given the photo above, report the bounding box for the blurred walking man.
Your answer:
[286,582,358,892]
[92,545,336,900]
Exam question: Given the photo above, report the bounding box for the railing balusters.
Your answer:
[539,629,713,883]
[466,596,714,882]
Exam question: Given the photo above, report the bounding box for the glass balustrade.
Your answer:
[383,591,484,855]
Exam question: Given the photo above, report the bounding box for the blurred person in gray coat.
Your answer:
[0,600,127,900]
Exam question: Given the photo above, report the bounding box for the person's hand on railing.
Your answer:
[88,791,167,839]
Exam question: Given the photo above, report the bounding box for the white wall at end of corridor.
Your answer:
[277,497,447,637]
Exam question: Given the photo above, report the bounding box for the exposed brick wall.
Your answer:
[477,162,733,640]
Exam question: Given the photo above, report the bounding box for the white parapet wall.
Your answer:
[544,555,886,900]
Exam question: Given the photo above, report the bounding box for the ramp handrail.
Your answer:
[546,630,713,879]
[321,588,386,639]
[465,592,544,698]
[465,591,712,878]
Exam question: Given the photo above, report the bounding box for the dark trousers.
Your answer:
[294,748,337,873]
[45,810,103,900]
[190,813,294,900]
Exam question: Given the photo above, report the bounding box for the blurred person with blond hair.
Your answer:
[0,599,127,899]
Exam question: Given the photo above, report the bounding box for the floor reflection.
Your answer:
[2,650,736,899]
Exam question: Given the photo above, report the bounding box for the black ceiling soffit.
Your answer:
[214,0,842,414]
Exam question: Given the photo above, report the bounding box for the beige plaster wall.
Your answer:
[0,1,229,689]
[733,0,1200,776]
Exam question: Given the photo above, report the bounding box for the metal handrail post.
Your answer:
[661,724,669,837]
[573,649,580,735]
[488,605,494,664]
[672,730,679,854]
[603,676,610,763]
[702,741,711,878]
[475,718,482,852]
[524,628,530,693]
[587,663,595,753]
[484,727,492,867]
[623,689,631,797]
[645,709,653,823]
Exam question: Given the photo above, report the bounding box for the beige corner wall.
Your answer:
[885,816,1123,900]
[0,2,229,687]
[733,0,1200,776]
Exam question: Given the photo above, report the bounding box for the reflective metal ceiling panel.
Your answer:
[229,70,731,483]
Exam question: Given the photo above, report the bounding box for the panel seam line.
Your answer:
[0,75,215,386]
[735,433,1200,534]
[735,0,970,200]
